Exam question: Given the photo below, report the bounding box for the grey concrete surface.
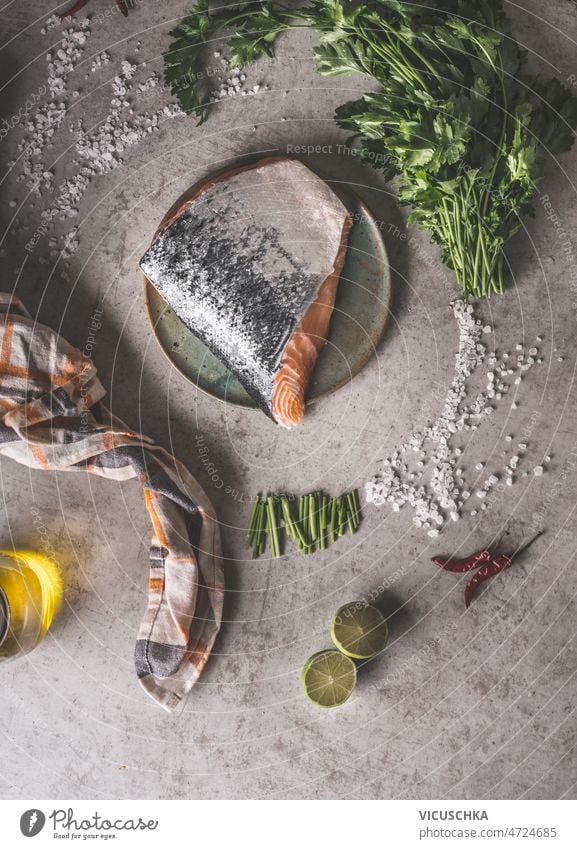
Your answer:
[0,1,576,800]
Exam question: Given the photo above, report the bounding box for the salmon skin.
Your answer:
[140,158,351,426]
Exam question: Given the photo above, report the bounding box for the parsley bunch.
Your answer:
[164,0,577,299]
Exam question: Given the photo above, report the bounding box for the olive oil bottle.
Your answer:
[0,550,62,660]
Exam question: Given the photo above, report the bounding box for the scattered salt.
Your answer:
[13,17,184,257]
[366,304,546,534]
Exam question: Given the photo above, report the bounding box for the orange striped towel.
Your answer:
[0,294,224,712]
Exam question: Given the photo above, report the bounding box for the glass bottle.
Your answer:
[0,550,62,660]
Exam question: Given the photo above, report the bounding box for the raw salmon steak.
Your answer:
[140,157,352,427]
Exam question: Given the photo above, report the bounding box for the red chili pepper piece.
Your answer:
[432,548,491,573]
[59,0,90,18]
[116,0,129,16]
[464,553,512,608]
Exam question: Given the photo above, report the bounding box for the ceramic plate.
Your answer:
[144,188,391,409]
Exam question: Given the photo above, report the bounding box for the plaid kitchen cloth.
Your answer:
[0,294,225,712]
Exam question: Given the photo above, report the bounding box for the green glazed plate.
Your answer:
[144,194,391,409]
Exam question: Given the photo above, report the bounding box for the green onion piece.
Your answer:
[347,507,357,535]
[295,496,306,552]
[320,493,328,530]
[338,497,345,536]
[307,495,315,553]
[329,497,337,543]
[252,499,265,558]
[267,496,281,558]
[318,519,326,551]
[259,506,267,556]
[303,494,310,543]
[265,499,274,558]
[246,494,261,546]
[352,489,362,526]
[299,495,308,539]
[277,497,285,554]
[309,492,318,541]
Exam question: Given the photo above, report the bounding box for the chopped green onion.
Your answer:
[246,489,362,558]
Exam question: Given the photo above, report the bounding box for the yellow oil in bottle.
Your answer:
[0,550,62,660]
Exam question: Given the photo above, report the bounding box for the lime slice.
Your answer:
[331,601,388,660]
[301,650,357,708]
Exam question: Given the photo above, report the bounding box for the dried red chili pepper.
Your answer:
[433,530,544,608]
[59,0,90,18]
[432,548,492,573]
[116,0,129,16]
